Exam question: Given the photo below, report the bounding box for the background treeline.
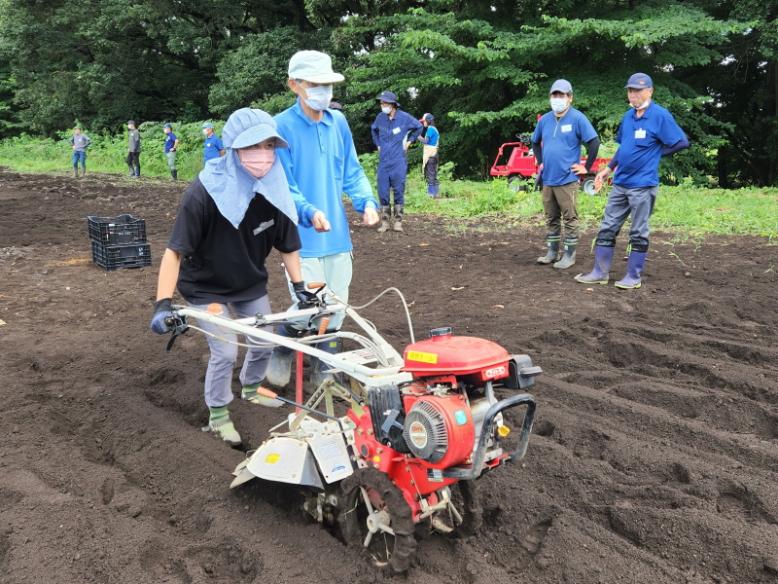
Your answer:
[0,0,775,186]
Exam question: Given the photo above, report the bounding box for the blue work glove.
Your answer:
[292,282,318,308]
[150,298,174,334]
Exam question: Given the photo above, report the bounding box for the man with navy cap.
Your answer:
[150,107,308,447]
[532,79,600,270]
[575,73,689,289]
[266,50,379,388]
[126,120,141,178]
[371,90,423,232]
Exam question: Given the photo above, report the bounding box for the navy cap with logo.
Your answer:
[377,90,400,106]
[625,73,653,89]
[163,122,172,129]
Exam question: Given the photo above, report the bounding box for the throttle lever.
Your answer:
[164,315,189,352]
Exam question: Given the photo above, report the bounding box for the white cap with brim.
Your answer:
[222,108,289,150]
[288,50,345,84]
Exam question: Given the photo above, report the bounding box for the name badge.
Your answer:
[392,127,401,135]
[253,219,274,235]
[561,124,572,133]
[635,129,647,139]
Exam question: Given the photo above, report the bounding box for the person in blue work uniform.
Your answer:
[418,113,440,198]
[265,50,380,389]
[532,79,600,270]
[149,108,311,447]
[576,73,689,289]
[163,123,179,180]
[202,122,225,163]
[371,90,423,232]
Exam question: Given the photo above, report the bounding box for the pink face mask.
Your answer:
[238,147,275,178]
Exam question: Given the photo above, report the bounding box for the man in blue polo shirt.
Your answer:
[163,123,179,180]
[202,122,225,163]
[266,50,380,388]
[371,90,423,232]
[532,79,600,270]
[575,73,688,289]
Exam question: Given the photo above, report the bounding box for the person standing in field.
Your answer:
[532,79,600,270]
[126,120,141,178]
[575,73,689,289]
[265,50,380,389]
[371,90,423,232]
[202,122,225,164]
[418,113,440,198]
[163,123,180,181]
[149,108,312,447]
[70,127,90,178]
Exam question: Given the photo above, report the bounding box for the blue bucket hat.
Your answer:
[377,90,400,106]
[222,108,288,150]
[201,121,214,130]
[625,73,653,89]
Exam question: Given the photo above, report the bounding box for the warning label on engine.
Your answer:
[407,350,438,364]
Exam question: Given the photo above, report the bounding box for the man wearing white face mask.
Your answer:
[576,73,689,289]
[267,50,379,389]
[531,79,600,270]
[150,108,310,448]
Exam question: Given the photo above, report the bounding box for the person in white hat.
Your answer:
[266,50,380,389]
[150,107,312,448]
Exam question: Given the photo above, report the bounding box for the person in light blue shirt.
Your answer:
[267,50,380,389]
[576,73,688,290]
[531,79,599,270]
[418,113,441,198]
[202,122,225,163]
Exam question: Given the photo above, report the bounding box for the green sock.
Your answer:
[209,405,230,425]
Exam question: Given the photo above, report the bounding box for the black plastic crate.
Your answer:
[87,214,147,245]
[91,240,152,271]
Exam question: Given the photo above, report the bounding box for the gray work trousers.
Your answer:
[595,184,658,252]
[190,295,272,408]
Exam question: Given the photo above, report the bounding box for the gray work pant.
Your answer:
[190,295,272,408]
[595,184,658,252]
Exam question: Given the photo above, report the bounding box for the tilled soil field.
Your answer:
[1,169,777,584]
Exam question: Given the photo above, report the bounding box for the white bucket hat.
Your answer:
[288,50,345,84]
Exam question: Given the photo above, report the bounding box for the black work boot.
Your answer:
[377,205,391,233]
[171,169,178,181]
[392,204,404,232]
[311,337,343,388]
[537,235,560,264]
[553,238,577,270]
[73,167,79,178]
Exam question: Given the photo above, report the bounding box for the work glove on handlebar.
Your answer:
[292,281,318,309]
[150,298,174,334]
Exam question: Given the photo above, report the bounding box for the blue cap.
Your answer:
[422,113,434,123]
[222,108,288,150]
[549,79,573,94]
[163,122,172,129]
[625,73,653,89]
[201,122,214,130]
[377,90,400,106]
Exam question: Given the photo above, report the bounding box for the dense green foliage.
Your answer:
[0,0,775,185]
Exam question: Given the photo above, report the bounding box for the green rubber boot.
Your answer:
[206,406,242,447]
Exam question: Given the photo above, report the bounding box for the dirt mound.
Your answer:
[1,170,776,584]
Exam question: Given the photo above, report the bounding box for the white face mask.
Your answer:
[550,97,569,114]
[203,129,209,136]
[304,84,333,111]
[632,98,651,110]
[381,106,392,115]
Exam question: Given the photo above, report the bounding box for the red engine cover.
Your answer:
[403,331,510,382]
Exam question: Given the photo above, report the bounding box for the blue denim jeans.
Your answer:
[595,185,658,252]
[72,150,86,169]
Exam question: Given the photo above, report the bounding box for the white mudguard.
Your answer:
[245,436,324,489]
[298,417,354,484]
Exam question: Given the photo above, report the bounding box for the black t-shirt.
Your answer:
[168,178,301,303]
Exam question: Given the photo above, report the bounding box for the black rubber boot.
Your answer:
[392,204,404,232]
[377,205,391,233]
[171,169,178,181]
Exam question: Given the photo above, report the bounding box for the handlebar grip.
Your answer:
[307,282,326,290]
[257,387,279,399]
[206,303,224,315]
[317,317,330,336]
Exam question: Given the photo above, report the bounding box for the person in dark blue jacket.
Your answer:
[575,73,689,289]
[371,91,423,232]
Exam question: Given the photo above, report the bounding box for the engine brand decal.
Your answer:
[408,421,429,449]
[264,453,281,464]
[484,365,507,379]
[454,410,468,425]
[407,350,438,364]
